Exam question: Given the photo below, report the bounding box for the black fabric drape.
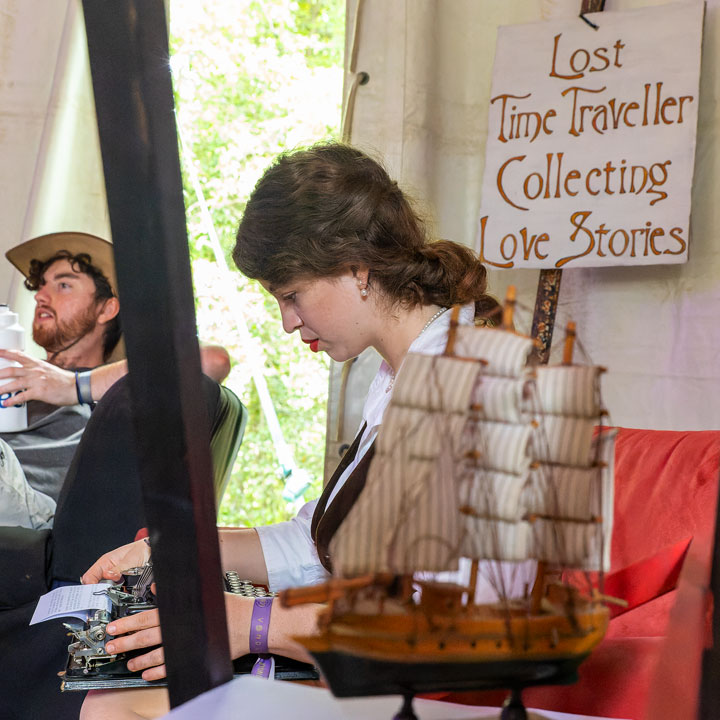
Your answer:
[0,374,221,720]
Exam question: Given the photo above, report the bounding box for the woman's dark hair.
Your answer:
[26,250,121,360]
[234,142,494,314]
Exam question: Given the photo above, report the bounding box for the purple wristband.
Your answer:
[249,597,273,654]
[251,655,274,679]
[250,597,274,679]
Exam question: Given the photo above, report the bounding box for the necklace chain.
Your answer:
[386,307,448,393]
[419,307,447,336]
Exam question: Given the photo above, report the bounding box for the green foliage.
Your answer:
[170,0,343,526]
[292,1,346,68]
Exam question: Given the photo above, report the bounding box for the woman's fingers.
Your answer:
[105,625,162,656]
[127,647,166,676]
[106,609,161,648]
[103,610,166,680]
[141,663,168,682]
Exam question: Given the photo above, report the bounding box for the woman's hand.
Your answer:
[0,349,77,406]
[99,593,248,683]
[81,539,151,584]
[104,609,166,681]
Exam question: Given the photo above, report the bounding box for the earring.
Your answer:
[360,286,368,298]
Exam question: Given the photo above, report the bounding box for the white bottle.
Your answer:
[0,304,27,432]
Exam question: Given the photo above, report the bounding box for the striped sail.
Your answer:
[458,469,529,521]
[462,519,531,563]
[469,376,527,423]
[527,428,616,570]
[330,323,614,578]
[392,353,481,411]
[331,354,473,576]
[467,421,535,475]
[523,366,613,570]
[376,406,469,459]
[534,365,603,416]
[532,519,603,568]
[453,327,536,377]
[529,415,597,467]
[331,452,461,576]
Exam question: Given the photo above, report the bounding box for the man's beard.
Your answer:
[33,303,99,355]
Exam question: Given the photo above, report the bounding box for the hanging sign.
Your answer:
[477,1,704,269]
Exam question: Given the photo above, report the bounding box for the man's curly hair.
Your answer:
[26,250,121,361]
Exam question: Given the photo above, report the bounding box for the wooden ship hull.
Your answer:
[295,601,609,697]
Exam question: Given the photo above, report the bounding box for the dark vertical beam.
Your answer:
[700,467,720,717]
[82,0,232,708]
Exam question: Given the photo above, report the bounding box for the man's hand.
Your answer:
[81,539,151,585]
[0,349,77,406]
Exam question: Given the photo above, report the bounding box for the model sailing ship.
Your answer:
[281,289,616,719]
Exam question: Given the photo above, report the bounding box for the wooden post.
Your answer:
[530,269,562,364]
[82,0,233,707]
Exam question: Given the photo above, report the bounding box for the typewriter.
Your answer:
[61,563,318,691]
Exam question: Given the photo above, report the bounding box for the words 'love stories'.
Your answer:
[477,211,686,269]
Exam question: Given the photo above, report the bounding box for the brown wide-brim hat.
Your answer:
[6,231,118,296]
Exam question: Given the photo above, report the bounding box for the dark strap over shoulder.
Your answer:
[311,424,375,573]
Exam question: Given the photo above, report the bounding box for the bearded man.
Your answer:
[0,232,122,518]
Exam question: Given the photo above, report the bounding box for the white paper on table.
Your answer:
[161,675,630,720]
[29,583,113,625]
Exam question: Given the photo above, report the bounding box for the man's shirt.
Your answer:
[1,399,91,502]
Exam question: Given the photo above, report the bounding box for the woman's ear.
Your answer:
[352,265,370,288]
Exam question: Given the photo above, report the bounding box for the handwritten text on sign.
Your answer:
[477,2,703,269]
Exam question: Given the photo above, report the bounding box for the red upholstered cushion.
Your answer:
[606,427,720,638]
[611,427,719,570]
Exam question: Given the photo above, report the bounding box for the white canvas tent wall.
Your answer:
[0,0,717,460]
[0,0,109,359]
[327,0,720,476]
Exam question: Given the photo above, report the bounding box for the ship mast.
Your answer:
[467,286,517,606]
[529,321,577,613]
[502,285,516,331]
